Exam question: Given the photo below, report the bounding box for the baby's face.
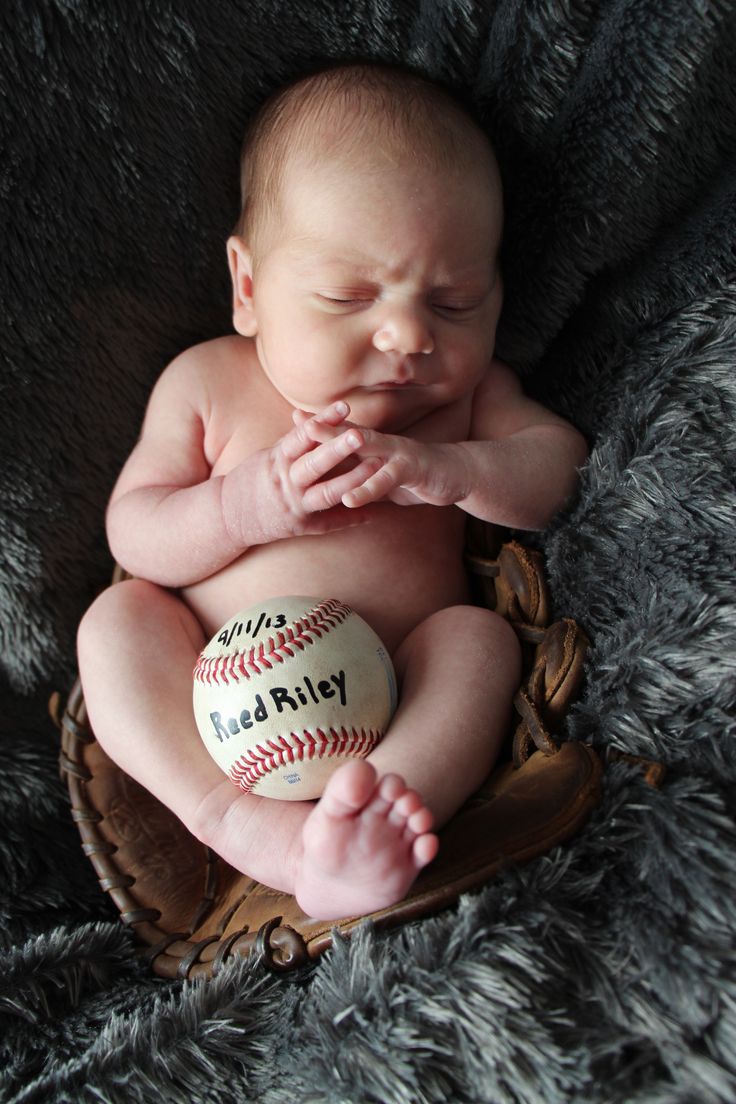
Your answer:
[235,156,503,431]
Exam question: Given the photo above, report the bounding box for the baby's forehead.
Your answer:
[288,244,498,288]
[280,141,503,231]
[274,165,502,282]
[278,131,502,218]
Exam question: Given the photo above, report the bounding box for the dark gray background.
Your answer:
[2,2,735,1101]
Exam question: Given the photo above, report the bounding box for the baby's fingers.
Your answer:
[342,462,401,508]
[291,401,351,429]
[301,457,382,512]
[290,428,365,488]
[280,403,349,462]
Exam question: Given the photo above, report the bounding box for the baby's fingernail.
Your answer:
[334,401,348,416]
[346,431,361,448]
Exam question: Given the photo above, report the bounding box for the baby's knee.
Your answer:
[457,603,522,677]
[77,578,166,661]
[433,602,520,649]
[398,603,521,686]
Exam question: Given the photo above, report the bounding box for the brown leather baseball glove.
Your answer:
[55,530,605,980]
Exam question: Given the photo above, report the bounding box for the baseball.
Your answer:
[193,596,397,800]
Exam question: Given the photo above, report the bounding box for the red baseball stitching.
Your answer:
[193,598,351,686]
[227,727,382,792]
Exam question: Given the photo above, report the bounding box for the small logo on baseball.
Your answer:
[193,596,397,800]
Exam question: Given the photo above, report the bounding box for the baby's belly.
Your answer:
[182,504,471,654]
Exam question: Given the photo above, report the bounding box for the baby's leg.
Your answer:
[373,605,522,822]
[296,606,521,917]
[79,588,518,920]
[77,579,313,894]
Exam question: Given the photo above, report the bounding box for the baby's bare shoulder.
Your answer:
[474,358,523,404]
[471,359,572,440]
[162,335,253,387]
[148,335,257,419]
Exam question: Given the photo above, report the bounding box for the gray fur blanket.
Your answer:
[2,2,735,1101]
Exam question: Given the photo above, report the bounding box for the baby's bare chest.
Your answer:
[187,359,474,647]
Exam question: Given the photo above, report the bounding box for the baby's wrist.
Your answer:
[222,446,309,549]
[219,453,275,551]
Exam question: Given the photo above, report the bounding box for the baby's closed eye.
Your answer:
[315,291,375,310]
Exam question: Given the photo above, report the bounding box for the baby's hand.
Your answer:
[298,413,470,509]
[349,433,470,508]
[243,402,382,542]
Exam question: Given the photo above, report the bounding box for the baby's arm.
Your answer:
[107,354,380,586]
[444,359,589,529]
[301,361,588,531]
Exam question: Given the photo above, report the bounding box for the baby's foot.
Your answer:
[295,760,439,919]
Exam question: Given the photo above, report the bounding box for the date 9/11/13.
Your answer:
[217,612,288,647]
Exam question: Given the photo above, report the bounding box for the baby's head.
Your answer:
[228,63,505,429]
[233,62,502,260]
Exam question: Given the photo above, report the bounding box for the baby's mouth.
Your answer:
[368,378,421,390]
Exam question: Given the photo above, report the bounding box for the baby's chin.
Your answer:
[342,388,440,432]
[282,386,443,432]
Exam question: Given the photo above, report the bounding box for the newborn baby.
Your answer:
[78,62,587,920]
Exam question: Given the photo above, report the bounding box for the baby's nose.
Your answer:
[372,306,434,356]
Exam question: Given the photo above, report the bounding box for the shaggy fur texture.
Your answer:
[2,1,735,1101]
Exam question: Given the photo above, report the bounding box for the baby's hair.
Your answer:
[234,61,499,251]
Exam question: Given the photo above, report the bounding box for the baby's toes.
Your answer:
[364,773,406,818]
[387,787,424,829]
[319,760,377,819]
[377,773,406,803]
[412,831,440,868]
[406,804,434,838]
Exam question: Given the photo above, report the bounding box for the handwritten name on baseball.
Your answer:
[209,669,347,743]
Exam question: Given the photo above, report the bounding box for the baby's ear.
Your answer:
[227,236,258,336]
